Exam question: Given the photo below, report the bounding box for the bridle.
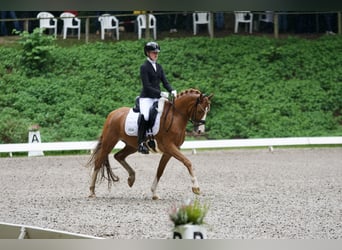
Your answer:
[189,96,210,129]
[164,94,210,132]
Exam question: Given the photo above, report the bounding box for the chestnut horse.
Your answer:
[87,88,213,200]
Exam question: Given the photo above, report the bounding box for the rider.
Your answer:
[138,41,177,154]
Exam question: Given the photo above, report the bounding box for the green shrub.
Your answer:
[17,28,56,76]
[0,108,30,143]
[0,35,341,142]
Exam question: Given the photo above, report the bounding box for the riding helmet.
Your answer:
[144,41,160,56]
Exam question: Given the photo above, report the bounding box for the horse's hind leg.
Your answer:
[151,153,171,200]
[114,145,137,187]
[89,134,119,198]
[89,168,100,198]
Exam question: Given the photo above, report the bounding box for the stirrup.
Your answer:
[138,143,149,154]
[147,139,156,150]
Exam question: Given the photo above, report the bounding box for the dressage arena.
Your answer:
[0,148,341,239]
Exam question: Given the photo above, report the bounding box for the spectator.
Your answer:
[179,12,192,32]
[95,11,105,35]
[295,13,315,33]
[215,12,224,30]
[1,11,20,36]
[168,12,178,33]
[323,13,336,35]
[278,12,288,33]
[17,11,37,33]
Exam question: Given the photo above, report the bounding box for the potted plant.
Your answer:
[169,198,209,239]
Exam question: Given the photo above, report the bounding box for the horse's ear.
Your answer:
[208,93,214,100]
[201,93,213,102]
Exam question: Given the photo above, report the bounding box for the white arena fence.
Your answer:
[0,136,342,157]
[0,221,104,239]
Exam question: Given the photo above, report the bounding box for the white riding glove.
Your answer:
[160,92,169,98]
[171,90,177,97]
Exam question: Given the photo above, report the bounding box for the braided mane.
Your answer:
[177,88,201,98]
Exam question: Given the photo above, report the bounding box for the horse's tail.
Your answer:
[86,135,119,189]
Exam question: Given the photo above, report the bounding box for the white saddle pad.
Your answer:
[124,98,166,136]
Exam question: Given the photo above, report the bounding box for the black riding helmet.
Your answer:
[144,41,160,56]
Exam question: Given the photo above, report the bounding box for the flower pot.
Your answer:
[173,224,207,239]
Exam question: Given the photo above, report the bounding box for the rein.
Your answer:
[164,101,174,132]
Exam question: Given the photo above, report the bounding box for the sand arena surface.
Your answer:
[0,148,341,239]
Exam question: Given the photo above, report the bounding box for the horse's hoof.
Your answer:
[88,193,96,198]
[128,176,135,187]
[152,195,159,200]
[192,187,201,195]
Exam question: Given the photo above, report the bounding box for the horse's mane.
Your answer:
[177,88,201,98]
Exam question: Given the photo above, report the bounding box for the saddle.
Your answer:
[124,97,166,137]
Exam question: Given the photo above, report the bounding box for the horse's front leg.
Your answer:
[151,153,171,200]
[168,145,201,195]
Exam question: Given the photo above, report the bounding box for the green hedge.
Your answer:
[0,33,341,143]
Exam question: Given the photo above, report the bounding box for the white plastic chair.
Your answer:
[259,11,274,31]
[98,14,119,40]
[36,12,57,38]
[259,11,274,23]
[60,12,81,40]
[193,12,211,35]
[234,11,253,34]
[136,14,157,40]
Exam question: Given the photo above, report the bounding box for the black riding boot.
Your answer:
[137,114,149,154]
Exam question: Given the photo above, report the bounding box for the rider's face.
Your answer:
[148,51,159,61]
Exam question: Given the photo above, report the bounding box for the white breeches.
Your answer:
[139,97,158,121]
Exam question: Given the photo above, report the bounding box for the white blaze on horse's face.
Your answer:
[195,107,209,134]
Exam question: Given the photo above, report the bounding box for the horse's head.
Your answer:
[175,89,213,134]
[192,92,213,134]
